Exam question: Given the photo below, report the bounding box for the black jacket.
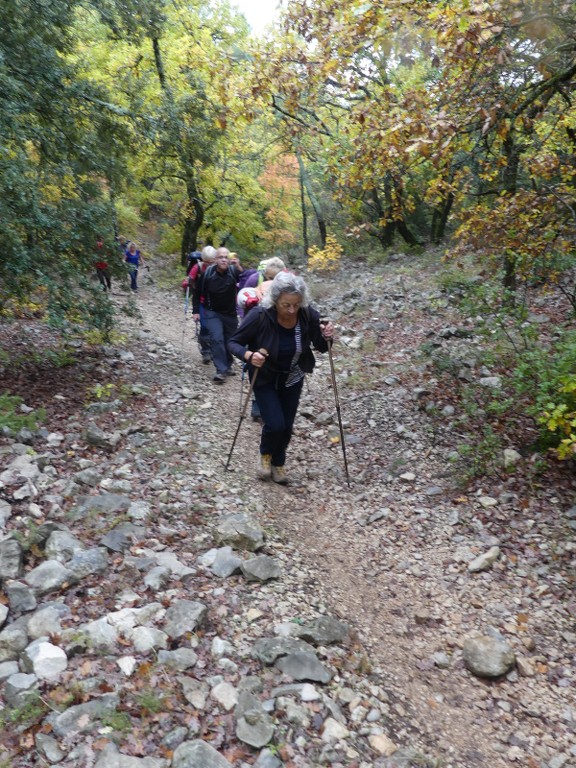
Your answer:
[192,264,240,315]
[228,305,328,386]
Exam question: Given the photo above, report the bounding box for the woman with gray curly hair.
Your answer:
[229,271,334,484]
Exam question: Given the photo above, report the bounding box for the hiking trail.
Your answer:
[0,254,574,768]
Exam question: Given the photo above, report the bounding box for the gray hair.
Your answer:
[263,256,286,279]
[262,271,311,309]
[201,246,217,262]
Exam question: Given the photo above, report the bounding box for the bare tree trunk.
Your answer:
[501,134,522,296]
[296,150,326,247]
[152,37,203,266]
[299,160,309,256]
[431,190,454,243]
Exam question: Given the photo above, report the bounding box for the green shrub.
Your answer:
[538,376,576,459]
[0,393,45,432]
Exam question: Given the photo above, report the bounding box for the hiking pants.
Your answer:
[129,268,138,291]
[198,305,211,357]
[96,267,111,291]
[255,376,304,467]
[204,309,238,375]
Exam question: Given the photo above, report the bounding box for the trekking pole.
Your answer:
[239,363,247,414]
[321,320,351,488]
[225,349,268,471]
[181,285,190,352]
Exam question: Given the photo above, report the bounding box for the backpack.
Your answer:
[237,268,259,291]
[186,251,202,275]
[237,287,261,314]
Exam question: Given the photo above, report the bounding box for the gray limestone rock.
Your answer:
[129,626,169,654]
[0,617,29,661]
[144,565,171,590]
[291,615,350,645]
[44,530,85,561]
[462,634,516,678]
[140,549,195,579]
[252,636,316,665]
[67,493,131,523]
[468,545,500,573]
[240,555,282,582]
[254,751,283,768]
[100,522,145,553]
[24,560,73,595]
[100,477,132,494]
[172,739,233,768]
[211,681,238,711]
[236,706,275,748]
[209,546,243,578]
[275,652,333,683]
[0,660,19,681]
[128,500,151,521]
[74,468,101,487]
[0,536,24,581]
[503,448,522,468]
[80,617,120,649]
[85,423,121,451]
[0,498,12,528]
[5,580,37,613]
[67,547,109,580]
[35,733,66,764]
[48,693,120,738]
[478,376,501,389]
[0,454,40,486]
[20,638,68,680]
[94,742,166,767]
[27,603,71,640]
[157,648,198,671]
[178,677,209,709]
[216,514,264,552]
[4,671,39,706]
[164,600,208,639]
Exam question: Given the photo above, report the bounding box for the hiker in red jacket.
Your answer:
[94,236,112,292]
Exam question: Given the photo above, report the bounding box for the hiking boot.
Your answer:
[213,373,226,384]
[202,354,211,365]
[271,465,288,485]
[226,367,237,376]
[258,454,272,480]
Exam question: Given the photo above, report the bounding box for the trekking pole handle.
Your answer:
[248,348,268,367]
[319,317,334,344]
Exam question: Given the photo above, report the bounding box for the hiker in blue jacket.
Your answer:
[124,242,146,293]
[228,271,334,484]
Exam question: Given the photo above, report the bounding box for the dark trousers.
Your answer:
[96,267,111,291]
[198,305,211,356]
[254,377,304,467]
[204,309,238,375]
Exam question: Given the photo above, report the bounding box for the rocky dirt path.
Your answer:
[119,264,576,768]
[1,259,574,768]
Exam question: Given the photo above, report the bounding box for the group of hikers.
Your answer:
[94,236,146,294]
[183,245,335,484]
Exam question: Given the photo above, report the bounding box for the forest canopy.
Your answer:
[0,0,574,318]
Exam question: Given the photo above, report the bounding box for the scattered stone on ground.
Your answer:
[1,257,575,768]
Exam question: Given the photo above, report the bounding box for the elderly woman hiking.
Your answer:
[228,271,334,484]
